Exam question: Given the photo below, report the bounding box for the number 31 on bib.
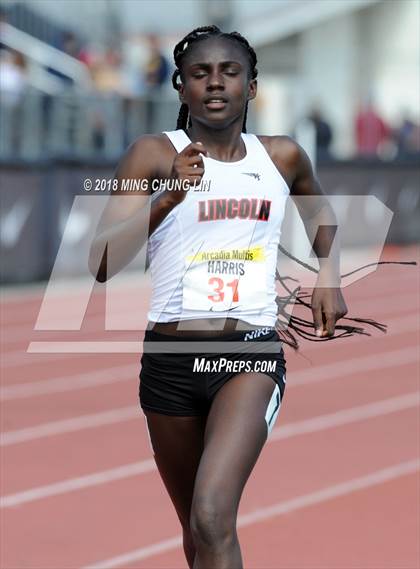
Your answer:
[182,260,268,312]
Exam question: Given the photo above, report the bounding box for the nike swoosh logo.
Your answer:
[241,172,261,181]
[209,305,241,312]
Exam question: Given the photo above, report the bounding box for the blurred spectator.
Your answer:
[307,106,333,161]
[0,49,27,155]
[42,32,83,155]
[78,43,97,68]
[355,100,390,157]
[60,31,80,58]
[89,49,134,151]
[0,49,27,107]
[143,34,169,132]
[90,48,131,96]
[47,32,81,85]
[144,34,169,92]
[394,114,420,158]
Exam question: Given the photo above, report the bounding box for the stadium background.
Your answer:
[0,0,419,283]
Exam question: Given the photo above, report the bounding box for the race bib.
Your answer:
[182,246,267,312]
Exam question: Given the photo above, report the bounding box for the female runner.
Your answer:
[90,25,350,569]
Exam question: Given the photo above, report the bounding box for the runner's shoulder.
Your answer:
[124,133,176,164]
[116,134,176,179]
[257,135,302,183]
[258,135,301,167]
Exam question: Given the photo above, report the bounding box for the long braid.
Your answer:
[242,102,249,134]
[275,244,416,349]
[171,26,258,132]
[176,103,190,130]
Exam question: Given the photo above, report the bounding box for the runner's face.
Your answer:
[179,38,257,130]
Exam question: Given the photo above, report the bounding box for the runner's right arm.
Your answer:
[88,136,206,282]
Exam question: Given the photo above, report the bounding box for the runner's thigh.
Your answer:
[192,372,277,516]
[144,411,206,527]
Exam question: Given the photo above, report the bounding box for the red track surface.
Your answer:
[1,246,419,569]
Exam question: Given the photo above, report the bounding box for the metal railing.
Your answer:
[0,90,183,161]
[0,89,261,161]
[0,22,92,91]
[3,2,71,48]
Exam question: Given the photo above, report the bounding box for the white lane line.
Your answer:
[270,391,419,440]
[82,459,420,569]
[0,406,140,447]
[1,345,418,446]
[84,536,184,569]
[1,351,74,370]
[26,342,143,353]
[0,460,156,508]
[0,364,138,401]
[291,345,419,387]
[1,303,148,340]
[237,459,420,524]
[2,313,418,399]
[1,392,418,508]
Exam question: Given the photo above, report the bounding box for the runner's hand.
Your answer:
[311,286,348,337]
[168,142,208,204]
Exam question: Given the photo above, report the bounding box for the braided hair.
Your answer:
[274,245,415,349]
[171,25,258,133]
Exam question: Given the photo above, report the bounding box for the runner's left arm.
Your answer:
[272,137,348,337]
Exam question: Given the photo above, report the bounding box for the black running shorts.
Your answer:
[139,327,286,416]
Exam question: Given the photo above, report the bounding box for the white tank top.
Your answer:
[147,129,290,326]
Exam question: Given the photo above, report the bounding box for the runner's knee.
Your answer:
[190,495,236,548]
